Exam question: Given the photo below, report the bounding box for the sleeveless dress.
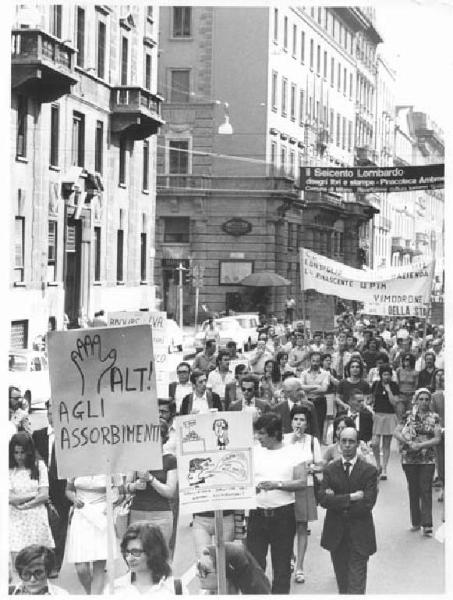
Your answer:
[65,475,119,563]
[9,462,55,552]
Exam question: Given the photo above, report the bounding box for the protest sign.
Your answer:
[299,164,444,194]
[300,248,433,317]
[107,311,169,397]
[175,411,256,515]
[47,325,162,479]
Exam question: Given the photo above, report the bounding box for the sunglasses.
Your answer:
[124,549,146,557]
[241,387,255,392]
[20,568,47,581]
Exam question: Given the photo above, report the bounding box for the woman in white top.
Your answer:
[110,522,180,597]
[283,406,323,585]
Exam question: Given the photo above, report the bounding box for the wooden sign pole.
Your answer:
[214,510,227,594]
[105,468,115,595]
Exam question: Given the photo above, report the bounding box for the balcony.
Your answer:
[391,236,404,253]
[11,29,78,102]
[111,86,164,139]
[355,145,378,166]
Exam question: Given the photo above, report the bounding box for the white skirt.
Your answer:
[65,504,118,563]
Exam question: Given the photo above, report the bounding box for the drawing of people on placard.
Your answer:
[187,458,214,486]
[212,418,229,450]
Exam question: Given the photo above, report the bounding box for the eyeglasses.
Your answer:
[20,568,47,581]
[241,387,254,393]
[124,549,146,557]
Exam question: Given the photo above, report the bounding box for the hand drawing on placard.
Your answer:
[70,335,117,395]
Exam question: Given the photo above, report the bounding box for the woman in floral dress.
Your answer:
[9,433,54,577]
[393,388,442,537]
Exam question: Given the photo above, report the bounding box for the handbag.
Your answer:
[310,435,322,505]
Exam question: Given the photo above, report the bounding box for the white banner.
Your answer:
[107,311,169,397]
[175,412,256,515]
[300,248,433,318]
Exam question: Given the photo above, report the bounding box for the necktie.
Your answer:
[344,461,351,477]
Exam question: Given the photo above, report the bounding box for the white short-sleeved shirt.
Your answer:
[253,444,301,508]
[283,433,321,487]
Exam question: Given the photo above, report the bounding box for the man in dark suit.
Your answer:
[228,374,270,417]
[319,427,378,594]
[273,377,320,439]
[32,400,71,575]
[168,361,193,415]
[347,392,373,443]
[180,370,222,415]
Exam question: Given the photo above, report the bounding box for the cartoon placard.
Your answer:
[175,411,256,514]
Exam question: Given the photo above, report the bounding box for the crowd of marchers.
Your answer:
[8,311,444,594]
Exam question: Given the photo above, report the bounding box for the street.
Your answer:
[30,390,444,595]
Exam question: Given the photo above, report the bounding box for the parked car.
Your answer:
[229,313,259,350]
[194,318,248,353]
[166,319,184,353]
[8,350,51,410]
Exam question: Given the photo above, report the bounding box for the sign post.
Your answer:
[214,510,227,594]
[105,464,115,595]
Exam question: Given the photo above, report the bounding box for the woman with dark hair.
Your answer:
[283,406,322,584]
[112,522,178,595]
[337,358,370,410]
[362,338,380,372]
[371,365,399,480]
[396,353,418,420]
[393,388,442,537]
[9,545,68,595]
[259,359,279,404]
[9,433,54,577]
[197,542,271,594]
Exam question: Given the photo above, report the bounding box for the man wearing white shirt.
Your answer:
[32,400,70,575]
[206,350,235,409]
[300,352,330,443]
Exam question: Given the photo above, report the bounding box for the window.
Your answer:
[343,68,347,95]
[280,146,287,174]
[48,220,57,281]
[317,7,322,23]
[116,229,124,282]
[142,140,149,191]
[144,53,152,89]
[76,7,85,67]
[121,36,128,85]
[289,150,295,177]
[163,217,190,243]
[315,101,319,122]
[173,7,191,37]
[14,217,25,283]
[307,96,312,120]
[349,72,353,99]
[332,16,336,38]
[16,96,27,158]
[323,51,327,79]
[300,31,305,63]
[71,111,85,167]
[281,77,288,116]
[49,104,59,167]
[169,140,189,173]
[170,69,190,102]
[336,113,340,146]
[339,23,343,46]
[273,8,278,42]
[292,24,297,56]
[11,320,28,350]
[140,232,147,281]
[271,71,278,110]
[97,20,106,79]
[316,44,320,74]
[309,39,314,69]
[337,62,341,91]
[348,120,353,152]
[50,5,62,38]
[283,16,288,50]
[330,109,334,140]
[342,116,346,149]
[95,121,103,174]
[94,226,101,282]
[270,142,277,170]
[290,83,296,120]
[299,90,304,125]
[119,138,127,185]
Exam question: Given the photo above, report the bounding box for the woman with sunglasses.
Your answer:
[113,522,182,596]
[197,542,271,594]
[9,433,54,581]
[9,545,68,595]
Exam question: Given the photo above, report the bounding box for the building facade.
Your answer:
[155,6,377,324]
[10,4,163,348]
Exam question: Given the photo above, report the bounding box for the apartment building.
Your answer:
[10,4,163,348]
[156,6,377,322]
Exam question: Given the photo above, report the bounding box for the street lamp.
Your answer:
[217,101,233,135]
